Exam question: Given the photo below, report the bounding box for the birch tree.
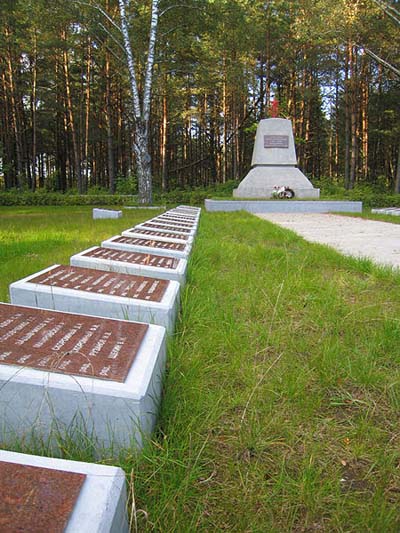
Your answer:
[118,0,159,204]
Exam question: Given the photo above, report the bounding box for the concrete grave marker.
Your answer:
[0,303,166,451]
[0,450,129,532]
[10,265,180,333]
[71,246,187,284]
[93,208,122,219]
[102,235,192,260]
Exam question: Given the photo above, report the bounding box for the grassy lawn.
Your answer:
[339,210,400,225]
[1,207,400,531]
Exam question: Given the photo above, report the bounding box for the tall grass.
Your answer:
[1,207,400,531]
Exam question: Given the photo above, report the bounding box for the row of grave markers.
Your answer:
[0,205,201,532]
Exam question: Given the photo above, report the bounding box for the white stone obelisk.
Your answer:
[233,118,320,199]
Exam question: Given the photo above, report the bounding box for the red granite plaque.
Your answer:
[28,265,168,302]
[83,247,179,269]
[142,223,192,233]
[158,214,196,222]
[0,304,149,382]
[264,135,289,149]
[130,229,190,241]
[152,218,194,229]
[111,236,185,252]
[0,461,85,533]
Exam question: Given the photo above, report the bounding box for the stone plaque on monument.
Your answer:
[263,135,289,149]
[0,303,166,451]
[0,450,129,532]
[102,235,191,260]
[70,246,187,284]
[233,118,320,199]
[10,265,180,332]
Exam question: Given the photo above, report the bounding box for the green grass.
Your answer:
[1,207,400,531]
[338,210,400,225]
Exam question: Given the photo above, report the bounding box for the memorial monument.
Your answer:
[233,117,320,199]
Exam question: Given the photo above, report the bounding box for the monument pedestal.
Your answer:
[234,118,319,199]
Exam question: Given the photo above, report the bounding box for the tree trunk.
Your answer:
[62,29,83,193]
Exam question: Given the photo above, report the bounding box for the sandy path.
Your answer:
[256,213,400,269]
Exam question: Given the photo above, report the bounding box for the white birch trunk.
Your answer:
[118,0,159,204]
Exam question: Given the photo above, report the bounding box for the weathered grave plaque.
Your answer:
[111,236,185,251]
[0,303,166,451]
[26,264,168,301]
[101,235,191,261]
[0,461,85,533]
[0,451,129,532]
[70,246,187,284]
[0,304,148,382]
[124,228,192,242]
[151,218,195,229]
[10,265,180,332]
[263,135,289,149]
[83,247,178,268]
[140,222,192,234]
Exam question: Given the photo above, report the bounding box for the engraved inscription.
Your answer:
[0,304,149,382]
[112,236,185,251]
[142,223,191,233]
[30,265,168,302]
[83,247,179,269]
[264,135,289,149]
[128,229,190,241]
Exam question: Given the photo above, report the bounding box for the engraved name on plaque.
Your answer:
[131,229,190,241]
[28,265,168,301]
[112,236,185,251]
[263,135,289,149]
[0,304,149,382]
[83,247,179,269]
[143,223,191,233]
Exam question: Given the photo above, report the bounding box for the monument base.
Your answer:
[233,166,320,199]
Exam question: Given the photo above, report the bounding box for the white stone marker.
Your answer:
[122,227,194,244]
[233,118,320,199]
[10,264,180,333]
[71,246,187,284]
[102,234,192,260]
[0,303,166,452]
[0,449,129,533]
[93,208,122,219]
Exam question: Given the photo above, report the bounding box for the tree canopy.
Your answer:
[0,0,399,196]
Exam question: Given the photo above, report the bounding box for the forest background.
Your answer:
[0,0,399,201]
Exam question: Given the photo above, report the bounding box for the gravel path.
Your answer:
[256,213,400,269]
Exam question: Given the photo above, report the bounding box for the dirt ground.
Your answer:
[255,213,400,269]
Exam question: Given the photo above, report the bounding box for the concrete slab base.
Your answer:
[0,450,129,533]
[93,208,122,219]
[205,199,362,213]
